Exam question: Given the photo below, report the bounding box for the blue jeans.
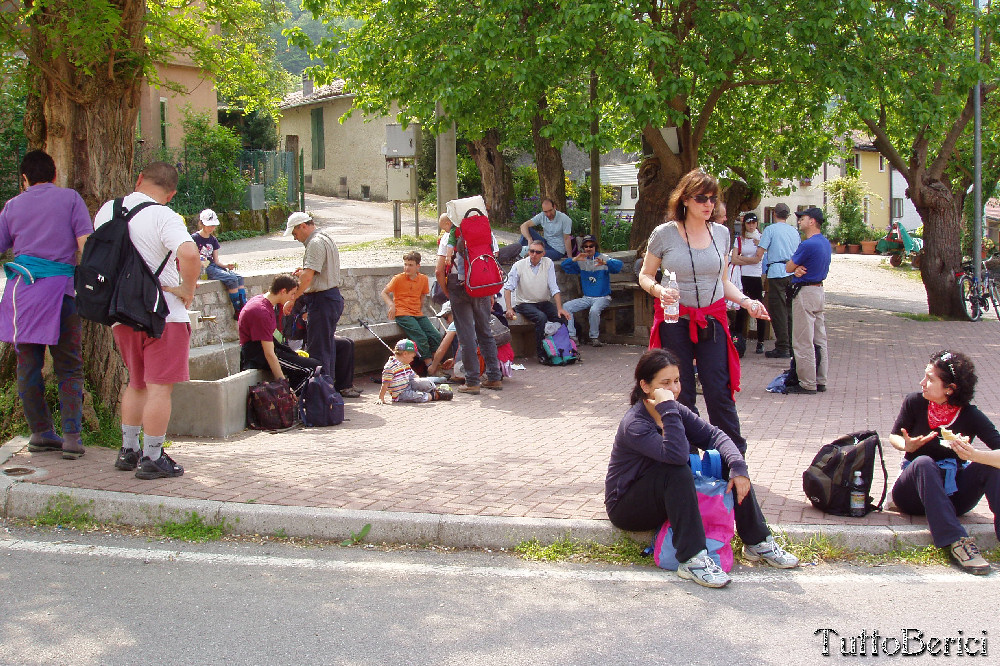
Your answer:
[301,288,344,379]
[519,228,566,260]
[205,263,244,290]
[563,294,611,339]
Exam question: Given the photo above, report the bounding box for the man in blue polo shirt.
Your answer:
[785,207,832,395]
[755,202,799,358]
[518,198,573,260]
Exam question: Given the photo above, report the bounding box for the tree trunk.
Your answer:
[3,0,149,413]
[468,129,513,229]
[629,125,690,251]
[530,105,566,212]
[720,180,757,239]
[911,180,966,318]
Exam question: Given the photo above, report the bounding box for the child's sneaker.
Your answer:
[677,550,730,588]
[743,535,799,568]
[432,387,453,401]
[114,447,141,471]
[135,452,184,480]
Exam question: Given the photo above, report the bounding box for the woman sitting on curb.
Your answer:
[605,348,798,588]
[889,350,1000,575]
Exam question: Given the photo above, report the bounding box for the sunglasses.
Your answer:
[583,244,596,249]
[528,249,544,255]
[691,194,718,204]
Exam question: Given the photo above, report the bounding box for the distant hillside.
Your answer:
[272,0,359,77]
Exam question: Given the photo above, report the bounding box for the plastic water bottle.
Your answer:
[663,272,680,323]
[849,470,866,517]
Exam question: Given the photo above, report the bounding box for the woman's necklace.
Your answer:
[680,218,723,307]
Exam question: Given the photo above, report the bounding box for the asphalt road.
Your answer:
[1,526,996,665]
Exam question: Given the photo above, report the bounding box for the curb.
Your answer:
[2,441,996,553]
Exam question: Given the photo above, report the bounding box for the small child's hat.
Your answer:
[199,209,219,226]
[394,339,416,352]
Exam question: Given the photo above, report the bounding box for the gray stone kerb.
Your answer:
[4,437,995,553]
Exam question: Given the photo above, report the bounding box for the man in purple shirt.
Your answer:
[0,150,93,458]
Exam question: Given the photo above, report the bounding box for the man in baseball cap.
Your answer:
[785,206,831,394]
[283,210,346,383]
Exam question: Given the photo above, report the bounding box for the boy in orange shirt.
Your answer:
[380,251,443,364]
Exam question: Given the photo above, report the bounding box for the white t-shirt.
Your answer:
[94,193,194,323]
[733,234,762,278]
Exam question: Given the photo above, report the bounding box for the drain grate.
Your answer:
[2,466,35,477]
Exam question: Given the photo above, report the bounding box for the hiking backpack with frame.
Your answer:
[75,198,171,338]
[802,430,888,516]
[454,208,505,298]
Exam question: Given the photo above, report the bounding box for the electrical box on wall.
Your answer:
[385,124,421,158]
[387,166,417,201]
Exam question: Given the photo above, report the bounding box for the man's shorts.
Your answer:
[113,322,190,389]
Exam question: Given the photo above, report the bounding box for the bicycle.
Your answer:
[956,257,1000,322]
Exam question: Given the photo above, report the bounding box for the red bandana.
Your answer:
[927,401,961,430]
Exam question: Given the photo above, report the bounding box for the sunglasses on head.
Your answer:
[691,194,718,204]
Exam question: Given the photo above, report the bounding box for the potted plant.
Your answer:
[860,225,882,255]
[822,175,876,254]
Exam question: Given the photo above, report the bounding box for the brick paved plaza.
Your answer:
[9,304,1000,533]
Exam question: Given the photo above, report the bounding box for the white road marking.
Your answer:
[1,535,992,585]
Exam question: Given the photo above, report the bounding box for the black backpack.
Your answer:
[298,368,345,427]
[76,198,171,338]
[802,430,888,517]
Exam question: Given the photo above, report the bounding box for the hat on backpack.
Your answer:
[284,211,313,236]
[394,338,416,353]
[199,209,219,227]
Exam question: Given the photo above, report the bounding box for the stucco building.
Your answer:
[277,79,398,201]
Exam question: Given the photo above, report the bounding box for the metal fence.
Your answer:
[134,145,297,216]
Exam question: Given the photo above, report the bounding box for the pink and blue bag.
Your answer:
[650,449,736,572]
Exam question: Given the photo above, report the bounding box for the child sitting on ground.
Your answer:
[380,251,443,365]
[377,339,452,404]
[193,208,247,318]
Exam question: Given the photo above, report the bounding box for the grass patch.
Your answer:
[217,229,266,242]
[341,235,440,253]
[156,512,225,543]
[514,534,651,566]
[33,494,98,530]
[893,312,945,322]
[856,544,951,566]
[340,523,372,546]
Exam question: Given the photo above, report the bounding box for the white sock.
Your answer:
[122,425,142,451]
[143,435,165,461]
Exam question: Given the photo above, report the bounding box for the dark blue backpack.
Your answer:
[298,368,344,427]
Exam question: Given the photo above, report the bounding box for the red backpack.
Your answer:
[455,208,505,298]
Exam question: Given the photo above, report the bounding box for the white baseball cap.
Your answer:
[284,211,313,236]
[199,209,219,226]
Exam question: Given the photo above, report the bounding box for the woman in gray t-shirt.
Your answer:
[636,170,769,453]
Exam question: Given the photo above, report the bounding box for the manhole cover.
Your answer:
[3,467,35,477]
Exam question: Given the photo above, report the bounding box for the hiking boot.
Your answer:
[950,537,991,575]
[339,386,363,398]
[61,432,85,460]
[589,338,603,347]
[135,451,184,480]
[786,384,817,395]
[817,384,827,392]
[27,431,63,453]
[457,384,480,395]
[481,379,503,390]
[755,342,765,354]
[677,550,731,588]
[114,447,141,471]
[743,536,799,568]
[764,349,791,359]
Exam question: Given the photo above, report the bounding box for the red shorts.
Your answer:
[113,322,190,390]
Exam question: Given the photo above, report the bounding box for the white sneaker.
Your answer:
[677,550,731,588]
[743,535,799,568]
